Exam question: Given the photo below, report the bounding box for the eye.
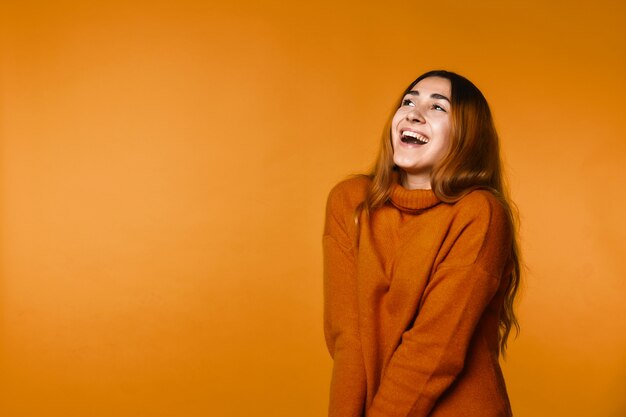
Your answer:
[432,103,447,112]
[402,98,415,107]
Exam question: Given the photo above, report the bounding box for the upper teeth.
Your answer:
[402,130,429,143]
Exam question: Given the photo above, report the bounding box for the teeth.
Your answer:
[401,130,429,144]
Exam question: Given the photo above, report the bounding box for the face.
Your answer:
[391,76,452,189]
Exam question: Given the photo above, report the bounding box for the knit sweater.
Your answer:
[323,176,514,417]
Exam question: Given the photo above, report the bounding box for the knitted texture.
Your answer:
[323,176,513,417]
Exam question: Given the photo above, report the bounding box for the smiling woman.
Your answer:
[323,70,521,417]
[392,76,452,189]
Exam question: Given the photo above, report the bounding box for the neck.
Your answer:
[402,172,432,190]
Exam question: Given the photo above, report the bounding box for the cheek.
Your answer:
[439,116,451,134]
[435,121,452,157]
[391,110,404,130]
[437,120,452,144]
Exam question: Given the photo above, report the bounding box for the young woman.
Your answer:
[323,70,521,417]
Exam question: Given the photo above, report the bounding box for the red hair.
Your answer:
[358,70,521,354]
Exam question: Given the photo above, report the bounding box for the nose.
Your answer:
[406,106,424,123]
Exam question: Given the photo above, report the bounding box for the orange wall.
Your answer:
[1,1,625,416]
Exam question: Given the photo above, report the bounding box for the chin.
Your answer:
[393,157,418,171]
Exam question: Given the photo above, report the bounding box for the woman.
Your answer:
[323,70,521,417]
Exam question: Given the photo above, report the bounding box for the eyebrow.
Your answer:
[407,90,451,103]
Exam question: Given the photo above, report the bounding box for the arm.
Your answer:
[367,192,512,417]
[323,183,367,417]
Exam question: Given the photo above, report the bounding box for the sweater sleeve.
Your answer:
[367,192,512,417]
[323,182,367,417]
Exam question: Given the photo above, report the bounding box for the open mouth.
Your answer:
[400,130,429,145]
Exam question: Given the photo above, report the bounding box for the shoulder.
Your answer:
[450,189,509,228]
[324,176,370,239]
[453,188,502,210]
[326,175,370,213]
[446,189,513,252]
[439,189,514,272]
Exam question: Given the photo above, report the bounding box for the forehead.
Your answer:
[410,76,451,95]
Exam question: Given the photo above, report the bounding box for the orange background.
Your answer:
[1,1,625,416]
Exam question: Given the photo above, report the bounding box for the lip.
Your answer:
[399,127,429,139]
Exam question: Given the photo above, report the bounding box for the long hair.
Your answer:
[358,70,521,354]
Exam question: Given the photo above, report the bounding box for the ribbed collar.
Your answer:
[390,183,441,212]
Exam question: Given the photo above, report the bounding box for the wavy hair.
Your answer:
[357,70,521,354]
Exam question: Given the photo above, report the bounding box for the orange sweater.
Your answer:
[323,176,513,417]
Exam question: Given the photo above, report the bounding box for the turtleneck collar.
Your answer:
[390,182,441,212]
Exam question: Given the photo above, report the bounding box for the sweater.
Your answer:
[323,176,514,417]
